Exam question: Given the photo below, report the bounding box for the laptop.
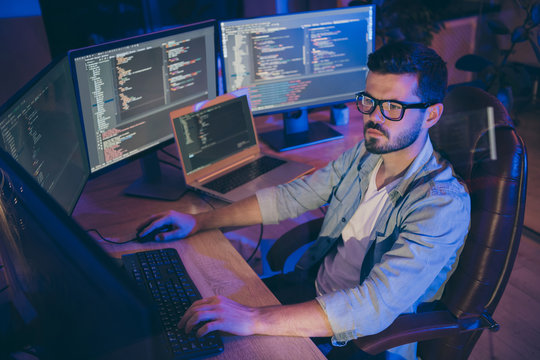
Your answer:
[169,91,314,202]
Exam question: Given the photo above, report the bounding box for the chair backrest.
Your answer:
[420,86,528,359]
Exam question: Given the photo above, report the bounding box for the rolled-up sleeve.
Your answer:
[316,185,470,344]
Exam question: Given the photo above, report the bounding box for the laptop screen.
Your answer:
[171,94,257,175]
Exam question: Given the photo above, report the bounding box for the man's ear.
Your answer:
[423,103,444,129]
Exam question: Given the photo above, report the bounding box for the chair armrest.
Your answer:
[266,217,324,272]
[353,311,460,355]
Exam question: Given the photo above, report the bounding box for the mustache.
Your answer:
[364,121,388,137]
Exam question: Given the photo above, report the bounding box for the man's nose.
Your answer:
[370,104,386,123]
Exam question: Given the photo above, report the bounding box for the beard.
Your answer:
[364,118,423,154]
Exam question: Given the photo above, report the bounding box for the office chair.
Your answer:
[265,86,528,359]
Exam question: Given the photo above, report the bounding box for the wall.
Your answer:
[0,0,51,105]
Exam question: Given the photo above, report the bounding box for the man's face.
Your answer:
[362,72,427,154]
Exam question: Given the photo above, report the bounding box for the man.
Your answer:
[138,42,470,359]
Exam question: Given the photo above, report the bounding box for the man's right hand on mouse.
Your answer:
[137,210,198,242]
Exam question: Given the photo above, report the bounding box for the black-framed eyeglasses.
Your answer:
[355,91,434,121]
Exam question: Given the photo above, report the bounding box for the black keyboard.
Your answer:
[122,248,224,360]
[204,156,286,194]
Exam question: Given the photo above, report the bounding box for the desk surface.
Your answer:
[72,105,363,360]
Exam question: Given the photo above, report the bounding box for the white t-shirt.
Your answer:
[316,159,401,294]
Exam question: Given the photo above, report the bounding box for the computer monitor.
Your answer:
[0,56,89,214]
[69,20,218,200]
[220,5,375,151]
[0,147,166,359]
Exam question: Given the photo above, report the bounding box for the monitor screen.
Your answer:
[69,20,218,174]
[0,56,89,214]
[0,148,164,359]
[220,6,375,115]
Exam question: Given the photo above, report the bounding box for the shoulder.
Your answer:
[402,152,471,221]
[332,140,373,168]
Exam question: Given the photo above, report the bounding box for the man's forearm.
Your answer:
[253,300,333,338]
[195,195,263,231]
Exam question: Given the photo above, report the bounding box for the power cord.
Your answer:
[193,192,261,263]
[159,159,182,171]
[245,223,264,264]
[198,194,216,210]
[159,148,180,162]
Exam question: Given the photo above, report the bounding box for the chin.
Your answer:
[365,139,388,154]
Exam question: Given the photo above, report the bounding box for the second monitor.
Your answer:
[220,5,375,151]
[70,20,218,200]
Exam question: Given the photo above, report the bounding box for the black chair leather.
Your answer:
[265,86,528,359]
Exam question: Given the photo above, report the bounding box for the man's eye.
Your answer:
[386,102,402,110]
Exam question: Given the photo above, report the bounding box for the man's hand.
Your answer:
[179,295,257,336]
[178,295,333,338]
[137,210,198,242]
[136,195,263,242]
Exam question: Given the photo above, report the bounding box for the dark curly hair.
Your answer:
[367,41,447,104]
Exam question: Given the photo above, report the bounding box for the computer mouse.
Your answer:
[135,224,175,243]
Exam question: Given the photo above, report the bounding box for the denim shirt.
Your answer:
[256,138,470,358]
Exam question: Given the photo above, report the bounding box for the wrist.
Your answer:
[250,306,267,335]
[193,211,212,232]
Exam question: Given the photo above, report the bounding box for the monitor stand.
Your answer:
[123,152,186,201]
[259,107,344,152]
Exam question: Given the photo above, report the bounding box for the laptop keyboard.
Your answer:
[204,156,286,194]
[122,248,223,359]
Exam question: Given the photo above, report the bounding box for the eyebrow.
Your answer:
[363,91,422,104]
[363,91,404,103]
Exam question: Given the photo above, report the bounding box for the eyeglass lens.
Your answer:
[358,94,403,120]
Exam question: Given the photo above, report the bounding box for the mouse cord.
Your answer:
[86,228,136,245]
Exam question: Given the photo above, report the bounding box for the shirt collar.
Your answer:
[390,136,434,202]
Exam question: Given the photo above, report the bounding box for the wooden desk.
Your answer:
[72,104,363,359]
[71,120,343,359]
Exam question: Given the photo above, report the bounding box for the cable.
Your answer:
[86,229,136,245]
[159,159,182,171]
[0,264,5,292]
[198,194,216,210]
[194,193,260,262]
[159,148,180,161]
[246,223,264,264]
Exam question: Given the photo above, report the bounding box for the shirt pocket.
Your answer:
[331,175,359,203]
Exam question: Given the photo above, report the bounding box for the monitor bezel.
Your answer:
[0,55,90,215]
[219,5,376,117]
[0,146,164,358]
[68,19,219,179]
